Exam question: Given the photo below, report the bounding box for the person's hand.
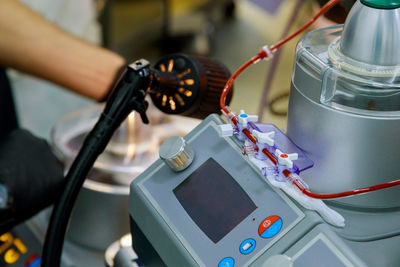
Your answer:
[0,129,64,233]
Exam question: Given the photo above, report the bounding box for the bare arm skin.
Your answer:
[0,0,126,101]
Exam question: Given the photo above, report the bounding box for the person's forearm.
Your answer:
[0,0,125,101]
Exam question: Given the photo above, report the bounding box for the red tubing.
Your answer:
[282,170,400,200]
[242,128,258,144]
[219,0,400,199]
[262,148,278,166]
[220,54,262,117]
[243,128,279,165]
[219,0,341,114]
[269,0,341,52]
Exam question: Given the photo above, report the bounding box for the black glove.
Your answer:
[0,129,64,234]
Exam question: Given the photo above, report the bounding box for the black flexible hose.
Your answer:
[41,55,229,265]
[42,62,151,266]
[41,114,121,266]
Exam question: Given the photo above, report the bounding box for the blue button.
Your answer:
[260,218,282,238]
[218,257,234,267]
[239,238,256,255]
[239,114,248,118]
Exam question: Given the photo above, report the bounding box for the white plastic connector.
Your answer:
[286,172,309,190]
[275,149,298,169]
[242,145,256,156]
[218,124,234,137]
[261,45,274,60]
[221,107,236,122]
[238,110,258,128]
[248,155,345,228]
[252,130,275,146]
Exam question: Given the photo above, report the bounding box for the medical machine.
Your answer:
[129,1,400,266]
[4,1,400,266]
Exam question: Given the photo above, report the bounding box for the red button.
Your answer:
[258,216,281,236]
[25,253,40,267]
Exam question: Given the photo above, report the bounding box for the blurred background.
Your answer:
[9,0,353,139]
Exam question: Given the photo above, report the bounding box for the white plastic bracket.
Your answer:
[218,124,234,137]
[252,130,275,146]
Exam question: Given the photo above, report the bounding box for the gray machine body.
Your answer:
[129,115,400,266]
[286,61,400,208]
[286,23,400,209]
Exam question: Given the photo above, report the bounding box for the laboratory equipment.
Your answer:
[129,1,400,266]
[8,0,400,266]
[130,114,367,266]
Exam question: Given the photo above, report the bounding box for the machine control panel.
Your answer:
[258,216,282,239]
[219,256,235,267]
[239,238,256,255]
[0,224,42,267]
[131,115,306,266]
[159,136,195,172]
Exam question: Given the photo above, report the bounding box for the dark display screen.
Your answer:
[173,158,257,243]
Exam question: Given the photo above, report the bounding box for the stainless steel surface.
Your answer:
[287,21,400,208]
[159,136,194,172]
[287,82,400,208]
[113,247,138,267]
[340,0,400,66]
[105,234,137,267]
[52,107,160,187]
[67,181,130,251]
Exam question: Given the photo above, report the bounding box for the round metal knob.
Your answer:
[159,136,194,172]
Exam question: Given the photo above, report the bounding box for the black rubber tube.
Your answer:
[41,114,118,266]
[41,64,151,266]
